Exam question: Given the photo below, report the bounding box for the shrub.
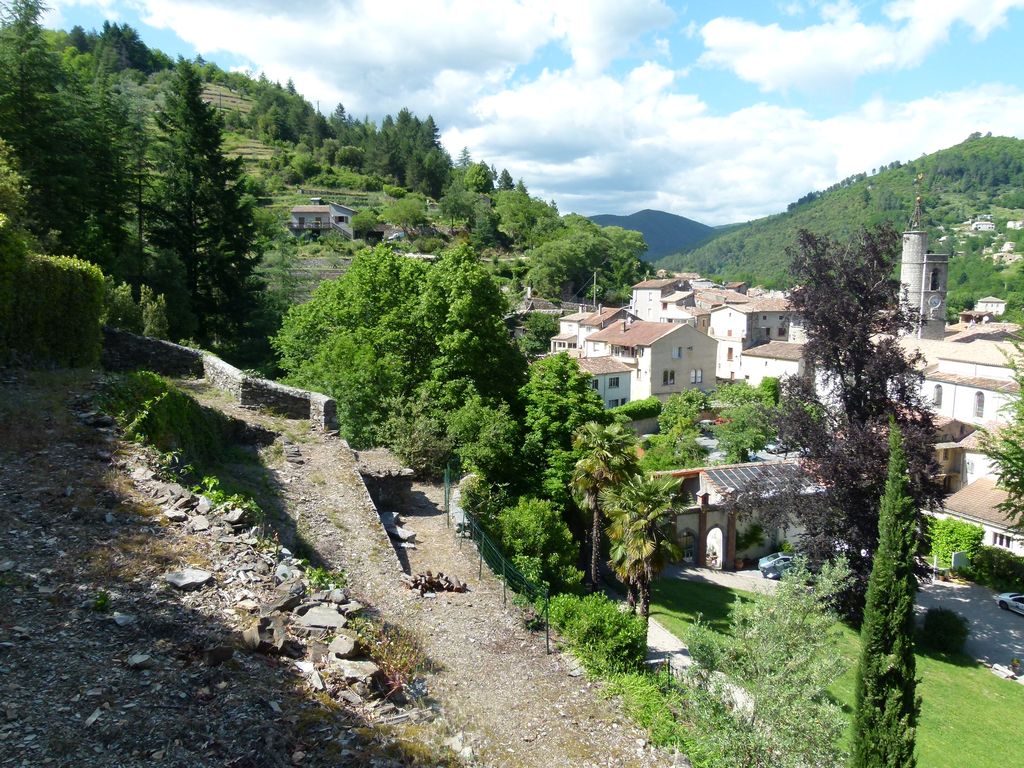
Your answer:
[100,371,230,467]
[960,545,1024,592]
[383,184,407,199]
[927,517,984,565]
[609,396,662,422]
[2,254,104,366]
[548,593,647,675]
[918,607,970,654]
[497,498,582,591]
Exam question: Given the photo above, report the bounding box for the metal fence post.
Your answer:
[544,593,550,654]
[502,561,506,606]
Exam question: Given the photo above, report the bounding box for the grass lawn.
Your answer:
[651,577,1024,768]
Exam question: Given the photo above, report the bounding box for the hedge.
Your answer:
[926,517,984,565]
[609,396,662,422]
[960,545,1024,592]
[1,252,104,367]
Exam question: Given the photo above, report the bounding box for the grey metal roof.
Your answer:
[703,459,810,496]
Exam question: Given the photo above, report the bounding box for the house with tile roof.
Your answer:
[629,278,692,322]
[933,477,1022,555]
[739,341,808,387]
[709,299,798,380]
[577,357,634,408]
[583,319,716,401]
[548,306,636,354]
[977,296,1007,315]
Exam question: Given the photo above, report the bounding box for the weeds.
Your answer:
[305,565,348,590]
[349,617,430,697]
[92,590,111,612]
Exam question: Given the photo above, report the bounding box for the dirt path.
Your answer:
[181,383,681,768]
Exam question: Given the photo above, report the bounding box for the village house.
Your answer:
[628,278,691,322]
[577,357,634,408]
[548,306,636,355]
[976,296,1007,316]
[738,341,808,387]
[582,319,716,401]
[288,198,357,239]
[708,298,796,381]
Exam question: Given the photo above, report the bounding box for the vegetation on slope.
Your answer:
[659,134,1024,317]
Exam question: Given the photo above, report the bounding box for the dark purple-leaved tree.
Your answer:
[773,224,939,620]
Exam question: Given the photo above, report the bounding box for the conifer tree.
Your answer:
[147,58,258,343]
[850,422,920,768]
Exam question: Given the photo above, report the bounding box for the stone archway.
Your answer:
[706,526,724,570]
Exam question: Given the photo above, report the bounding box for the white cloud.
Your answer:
[699,0,1024,93]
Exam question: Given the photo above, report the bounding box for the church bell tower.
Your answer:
[900,194,947,340]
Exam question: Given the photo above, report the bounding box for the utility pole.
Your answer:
[592,269,598,309]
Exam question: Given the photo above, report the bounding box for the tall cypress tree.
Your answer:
[850,421,920,768]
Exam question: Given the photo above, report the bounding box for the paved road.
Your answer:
[917,579,1024,665]
[665,565,1024,666]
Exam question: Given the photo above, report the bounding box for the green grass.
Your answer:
[651,577,1024,768]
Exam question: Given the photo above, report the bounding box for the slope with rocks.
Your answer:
[0,369,682,768]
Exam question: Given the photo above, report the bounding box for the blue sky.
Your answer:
[43,1,1024,224]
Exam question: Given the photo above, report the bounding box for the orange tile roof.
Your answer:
[586,320,686,346]
[943,477,1012,527]
[577,357,635,375]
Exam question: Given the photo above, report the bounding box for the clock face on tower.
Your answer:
[928,295,942,309]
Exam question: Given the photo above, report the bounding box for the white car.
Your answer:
[995,592,1024,615]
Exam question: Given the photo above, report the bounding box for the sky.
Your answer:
[42,0,1024,225]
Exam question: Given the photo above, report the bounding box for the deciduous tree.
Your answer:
[982,341,1024,529]
[773,225,938,618]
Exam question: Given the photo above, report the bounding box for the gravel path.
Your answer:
[182,384,682,768]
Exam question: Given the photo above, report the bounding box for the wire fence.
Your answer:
[444,464,550,652]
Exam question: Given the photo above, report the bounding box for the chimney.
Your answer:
[598,304,603,313]
[525,285,532,299]
[621,320,627,332]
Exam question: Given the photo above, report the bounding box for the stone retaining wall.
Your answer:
[101,326,338,431]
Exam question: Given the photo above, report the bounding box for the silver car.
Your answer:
[995,592,1024,615]
[759,552,793,580]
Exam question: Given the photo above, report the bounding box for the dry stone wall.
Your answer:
[101,326,337,431]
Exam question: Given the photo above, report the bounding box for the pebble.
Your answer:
[163,569,213,590]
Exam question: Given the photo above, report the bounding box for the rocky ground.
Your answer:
[0,369,685,768]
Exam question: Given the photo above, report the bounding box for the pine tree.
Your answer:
[147,58,258,344]
[850,422,920,768]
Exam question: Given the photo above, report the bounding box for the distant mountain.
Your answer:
[656,134,1024,288]
[588,209,717,261]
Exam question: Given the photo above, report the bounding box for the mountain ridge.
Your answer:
[588,208,717,261]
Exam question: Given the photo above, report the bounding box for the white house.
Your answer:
[709,299,796,381]
[1007,220,1024,230]
[549,307,635,354]
[923,349,1019,426]
[976,296,1007,316]
[583,320,716,401]
[289,198,356,239]
[971,220,996,232]
[578,357,634,409]
[629,278,689,322]
[739,341,807,386]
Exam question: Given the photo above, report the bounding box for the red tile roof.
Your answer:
[577,357,635,375]
[586,320,686,346]
[943,477,1012,527]
[742,341,805,361]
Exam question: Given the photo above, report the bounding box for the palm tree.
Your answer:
[602,473,681,619]
[572,421,639,587]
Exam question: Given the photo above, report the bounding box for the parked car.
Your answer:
[758,552,793,579]
[995,592,1024,615]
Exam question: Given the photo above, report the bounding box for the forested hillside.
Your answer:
[0,1,654,376]
[588,209,716,261]
[659,135,1024,318]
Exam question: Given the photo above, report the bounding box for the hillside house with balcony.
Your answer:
[288,198,357,239]
[709,299,796,380]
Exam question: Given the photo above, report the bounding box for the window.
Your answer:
[777,327,785,336]
[608,376,620,389]
[662,369,675,386]
[974,391,985,418]
[727,329,733,337]
[672,346,683,359]
[727,348,734,361]
[696,369,703,383]
[591,379,599,390]
[994,532,1015,549]
[932,384,942,406]
[930,269,940,291]
[690,369,696,383]
[661,302,668,310]
[679,530,695,563]
[607,399,620,408]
